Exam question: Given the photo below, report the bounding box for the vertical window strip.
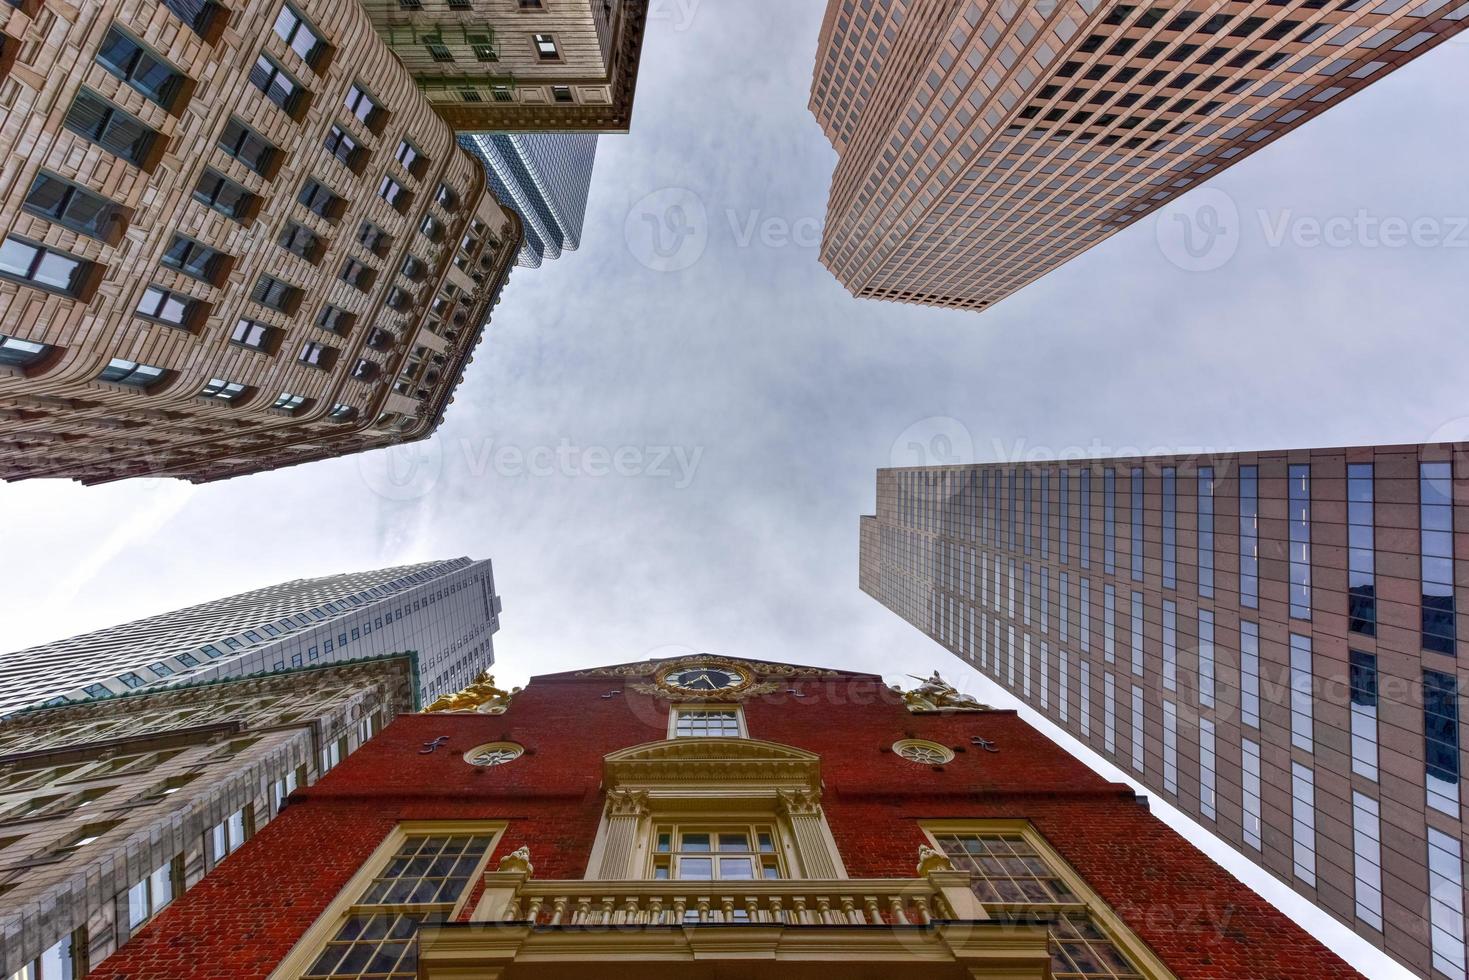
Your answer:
[1292,763,1316,886]
[1162,467,1177,589]
[1080,660,1092,736]
[1198,610,1215,708]
[1349,651,1378,781]
[1131,467,1144,582]
[1007,625,1016,688]
[1129,592,1144,677]
[1022,633,1032,698]
[1104,672,1116,754]
[1348,463,1377,636]
[1162,600,1177,692]
[1023,563,1033,626]
[1240,465,1259,609]
[1080,470,1091,569]
[1041,470,1050,560]
[1421,461,1456,655]
[1040,567,1050,634]
[1289,464,1312,619]
[1290,634,1314,753]
[1352,792,1383,931]
[1163,700,1177,794]
[1104,469,1116,575]
[1242,738,1262,850]
[1130,685,1144,773]
[1198,466,1215,598]
[1080,579,1091,650]
[1241,621,1260,728]
[1060,470,1070,564]
[1024,470,1033,556]
[1199,718,1216,820]
[1059,646,1069,722]
[1425,668,1461,817]
[1429,828,1467,980]
[1058,571,1070,642]
[1103,585,1116,663]
[1009,469,1017,551]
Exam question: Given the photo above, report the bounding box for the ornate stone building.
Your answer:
[365,0,649,132]
[0,0,522,483]
[91,653,1360,979]
[810,0,1469,311]
[0,653,417,979]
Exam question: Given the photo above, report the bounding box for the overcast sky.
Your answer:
[4,2,1468,975]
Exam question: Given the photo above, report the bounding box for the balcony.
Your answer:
[416,854,1054,979]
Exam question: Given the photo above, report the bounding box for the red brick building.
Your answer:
[90,655,1363,979]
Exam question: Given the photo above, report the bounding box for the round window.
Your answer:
[465,742,524,767]
[892,739,955,766]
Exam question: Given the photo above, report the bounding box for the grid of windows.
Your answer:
[652,825,779,881]
[672,708,741,738]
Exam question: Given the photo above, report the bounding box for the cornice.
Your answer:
[603,737,822,794]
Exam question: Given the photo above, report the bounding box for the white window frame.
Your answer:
[667,704,747,739]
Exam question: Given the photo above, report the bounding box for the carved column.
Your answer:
[778,788,840,879]
[595,788,650,879]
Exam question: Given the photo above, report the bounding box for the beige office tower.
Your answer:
[810,0,1469,311]
[0,0,522,484]
[365,0,650,132]
[861,444,1468,978]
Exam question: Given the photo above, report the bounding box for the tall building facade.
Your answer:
[0,654,416,980]
[0,557,500,717]
[0,0,522,484]
[365,0,649,132]
[809,0,1469,311]
[860,444,1468,978]
[88,653,1359,979]
[459,132,599,269]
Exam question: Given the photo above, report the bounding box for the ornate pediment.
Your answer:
[603,737,822,794]
[576,654,837,680]
[578,654,837,703]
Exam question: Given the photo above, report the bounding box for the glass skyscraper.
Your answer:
[460,133,599,269]
[0,557,500,716]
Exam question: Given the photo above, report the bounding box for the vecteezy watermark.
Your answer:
[359,437,704,501]
[646,0,702,31]
[1155,188,1242,272]
[624,187,709,272]
[1157,186,1469,271]
[890,417,975,468]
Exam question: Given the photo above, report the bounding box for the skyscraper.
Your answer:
[0,558,500,716]
[810,0,1469,311]
[860,444,1467,977]
[92,653,1358,979]
[0,653,416,980]
[0,0,522,484]
[459,133,599,268]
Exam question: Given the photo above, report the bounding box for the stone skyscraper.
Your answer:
[861,444,1467,977]
[810,0,1469,311]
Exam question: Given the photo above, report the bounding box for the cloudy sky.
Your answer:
[4,2,1469,975]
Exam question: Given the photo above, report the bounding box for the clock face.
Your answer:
[665,666,746,692]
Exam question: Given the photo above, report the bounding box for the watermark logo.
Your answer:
[647,0,701,32]
[1155,187,1241,272]
[624,187,709,273]
[891,418,974,468]
[357,439,444,503]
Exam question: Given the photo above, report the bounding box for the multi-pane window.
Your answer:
[1060,471,1070,564]
[1288,464,1311,619]
[250,274,297,312]
[1425,669,1460,817]
[65,89,158,167]
[162,0,223,37]
[1239,465,1259,608]
[360,221,392,256]
[0,236,92,296]
[1058,572,1070,642]
[230,318,275,351]
[97,28,185,108]
[1128,592,1143,677]
[533,33,560,59]
[652,825,780,881]
[1103,585,1115,663]
[1129,686,1143,773]
[1289,634,1313,752]
[299,341,333,368]
[1080,579,1091,650]
[273,392,307,412]
[1161,601,1177,692]
[672,707,741,737]
[395,139,422,174]
[162,234,226,283]
[209,807,249,860]
[1161,468,1176,588]
[1197,466,1214,598]
[1242,738,1262,850]
[1058,646,1069,722]
[1421,462,1456,655]
[199,378,248,402]
[933,831,1146,979]
[127,858,177,929]
[1198,610,1215,708]
[1291,763,1316,886]
[1349,651,1378,780]
[1041,471,1051,559]
[1430,828,1467,980]
[1199,718,1216,820]
[324,123,361,168]
[23,172,127,240]
[1352,792,1382,931]
[1079,660,1092,737]
[419,214,442,242]
[1129,468,1143,581]
[1103,469,1116,575]
[1080,471,1091,568]
[99,358,166,388]
[378,175,408,210]
[302,834,493,980]
[299,179,344,221]
[249,54,306,114]
[1348,463,1377,635]
[317,305,354,335]
[9,933,79,980]
[1009,470,1018,550]
[1162,700,1177,794]
[344,83,381,128]
[194,168,255,221]
[1240,621,1260,727]
[1023,470,1033,556]
[273,4,328,67]
[278,222,322,262]
[1103,672,1116,754]
[136,285,200,328]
